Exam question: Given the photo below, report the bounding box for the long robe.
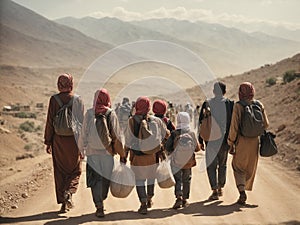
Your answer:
[228,100,269,191]
[44,92,84,204]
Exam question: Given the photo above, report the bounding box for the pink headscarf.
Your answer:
[57,73,73,93]
[239,82,255,101]
[135,96,151,115]
[153,100,167,115]
[94,89,111,114]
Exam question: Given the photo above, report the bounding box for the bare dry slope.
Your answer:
[0,0,112,67]
[188,53,300,171]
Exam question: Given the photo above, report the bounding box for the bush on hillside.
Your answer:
[15,112,37,119]
[266,77,276,86]
[19,121,35,132]
[283,70,299,83]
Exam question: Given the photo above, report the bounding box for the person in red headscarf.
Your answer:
[228,82,269,205]
[153,99,176,132]
[44,73,84,213]
[124,96,170,215]
[78,89,125,218]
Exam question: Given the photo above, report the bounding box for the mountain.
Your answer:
[133,19,300,68]
[0,0,112,68]
[55,16,178,46]
[56,16,243,76]
[220,21,300,42]
[56,16,300,76]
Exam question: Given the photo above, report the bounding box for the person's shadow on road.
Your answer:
[0,211,66,224]
[179,199,258,217]
[0,200,258,224]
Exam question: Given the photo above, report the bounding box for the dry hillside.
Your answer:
[188,53,300,171]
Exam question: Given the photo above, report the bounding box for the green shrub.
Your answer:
[15,112,37,119]
[266,77,276,86]
[24,144,33,151]
[19,121,35,132]
[35,125,42,132]
[283,70,297,83]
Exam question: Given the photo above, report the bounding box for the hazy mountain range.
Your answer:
[1,0,300,77]
[219,21,300,42]
[56,16,300,76]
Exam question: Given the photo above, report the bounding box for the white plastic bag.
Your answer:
[156,160,175,189]
[110,163,135,198]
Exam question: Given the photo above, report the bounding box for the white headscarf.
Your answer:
[176,112,190,130]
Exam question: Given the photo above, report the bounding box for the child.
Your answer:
[165,112,200,209]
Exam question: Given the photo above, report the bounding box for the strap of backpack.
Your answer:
[53,94,64,108]
[253,100,262,109]
[237,100,247,107]
[105,108,113,131]
[53,94,75,108]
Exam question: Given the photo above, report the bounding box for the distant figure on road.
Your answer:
[166,101,177,125]
[118,97,131,131]
[228,82,269,205]
[44,73,84,213]
[194,104,200,131]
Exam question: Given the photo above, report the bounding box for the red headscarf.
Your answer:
[239,82,255,101]
[135,96,151,115]
[153,100,167,115]
[94,89,111,114]
[57,73,73,93]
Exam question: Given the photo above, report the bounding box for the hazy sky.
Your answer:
[12,0,300,29]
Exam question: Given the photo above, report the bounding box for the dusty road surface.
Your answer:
[1,153,300,225]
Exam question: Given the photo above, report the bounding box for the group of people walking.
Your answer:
[44,74,269,218]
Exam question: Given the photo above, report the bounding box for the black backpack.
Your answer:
[238,100,265,137]
[53,94,79,136]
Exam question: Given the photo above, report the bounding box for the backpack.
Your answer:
[171,131,196,169]
[86,108,112,149]
[238,100,265,137]
[131,116,162,155]
[53,94,80,136]
[199,102,222,142]
[95,109,113,152]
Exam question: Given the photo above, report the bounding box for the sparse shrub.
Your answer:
[35,125,42,132]
[266,77,276,86]
[24,144,33,151]
[19,121,35,132]
[283,70,298,83]
[15,112,37,119]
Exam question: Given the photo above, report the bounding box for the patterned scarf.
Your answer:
[94,89,111,114]
[239,82,255,101]
[57,73,73,93]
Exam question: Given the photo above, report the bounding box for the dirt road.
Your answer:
[1,153,300,225]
